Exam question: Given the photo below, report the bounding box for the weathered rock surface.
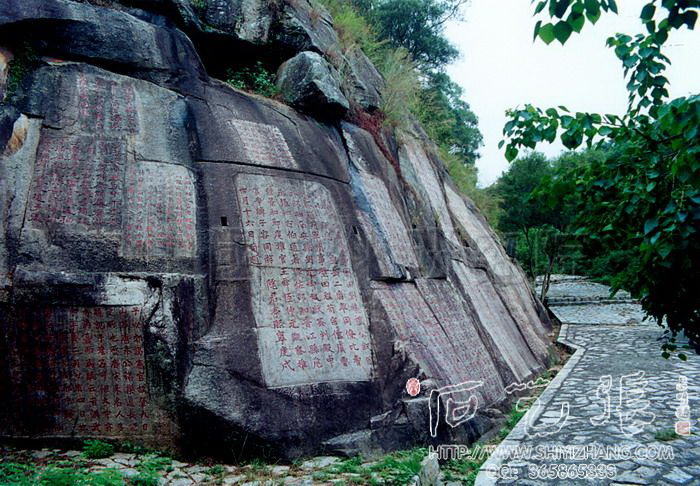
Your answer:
[0,0,552,459]
[277,51,349,117]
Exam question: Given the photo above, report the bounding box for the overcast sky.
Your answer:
[445,0,700,187]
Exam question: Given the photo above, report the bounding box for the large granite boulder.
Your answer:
[341,47,384,111]
[0,0,207,94]
[0,0,552,460]
[277,51,349,118]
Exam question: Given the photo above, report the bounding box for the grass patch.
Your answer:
[4,42,39,101]
[654,428,679,442]
[82,439,115,459]
[327,455,363,474]
[0,444,176,486]
[116,441,154,456]
[0,460,124,486]
[367,448,426,485]
[321,448,425,485]
[0,462,37,485]
[242,458,274,482]
[205,464,226,484]
[226,62,278,98]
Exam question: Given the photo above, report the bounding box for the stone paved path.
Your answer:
[477,278,700,485]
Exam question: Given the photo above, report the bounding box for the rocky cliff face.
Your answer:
[0,0,552,459]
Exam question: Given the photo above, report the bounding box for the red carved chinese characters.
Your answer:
[415,279,505,403]
[77,73,138,135]
[230,119,297,170]
[357,171,417,267]
[28,136,125,227]
[27,72,138,228]
[123,163,197,258]
[0,307,175,440]
[236,174,373,387]
[373,281,497,394]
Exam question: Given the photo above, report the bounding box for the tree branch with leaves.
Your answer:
[501,0,700,358]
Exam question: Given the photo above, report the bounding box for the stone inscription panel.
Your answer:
[27,71,197,261]
[230,119,297,169]
[122,162,197,259]
[77,73,138,135]
[236,174,373,387]
[253,267,373,386]
[237,175,349,270]
[358,171,418,267]
[445,185,513,279]
[403,139,459,245]
[416,279,505,403]
[452,261,540,381]
[0,307,174,439]
[27,135,125,228]
[372,281,475,389]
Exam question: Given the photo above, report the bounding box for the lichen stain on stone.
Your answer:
[0,46,14,99]
[3,114,28,156]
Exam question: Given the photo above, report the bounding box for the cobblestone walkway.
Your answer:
[477,279,700,485]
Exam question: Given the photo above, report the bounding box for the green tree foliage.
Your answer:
[366,0,465,71]
[496,153,555,234]
[416,72,483,166]
[502,0,699,355]
[494,152,572,293]
[494,150,614,296]
[319,0,488,205]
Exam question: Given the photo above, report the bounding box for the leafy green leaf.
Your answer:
[533,20,543,41]
[534,0,548,14]
[640,3,656,21]
[658,244,672,258]
[585,0,602,23]
[538,23,556,44]
[644,218,659,235]
[568,12,586,33]
[554,0,571,18]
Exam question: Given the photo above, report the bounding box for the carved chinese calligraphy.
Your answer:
[446,185,549,358]
[452,261,541,381]
[0,307,174,440]
[357,171,417,267]
[445,185,512,278]
[230,119,297,169]
[416,278,505,403]
[26,71,198,260]
[236,174,372,387]
[373,280,499,399]
[27,135,125,228]
[77,73,138,135]
[122,162,197,258]
[400,138,459,245]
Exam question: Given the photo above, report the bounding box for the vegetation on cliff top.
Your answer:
[316,0,496,217]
